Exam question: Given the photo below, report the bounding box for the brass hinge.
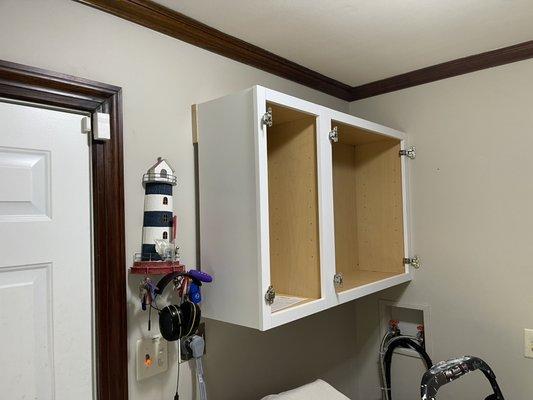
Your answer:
[262,107,273,128]
[329,126,339,143]
[265,285,276,305]
[399,146,416,159]
[404,255,421,269]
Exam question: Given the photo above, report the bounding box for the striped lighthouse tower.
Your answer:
[141,157,177,261]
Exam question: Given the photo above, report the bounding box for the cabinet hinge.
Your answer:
[262,107,273,128]
[404,255,421,269]
[265,285,276,305]
[333,273,343,287]
[399,146,416,159]
[329,126,339,143]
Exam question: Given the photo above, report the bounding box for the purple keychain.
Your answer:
[186,270,213,304]
[187,270,213,283]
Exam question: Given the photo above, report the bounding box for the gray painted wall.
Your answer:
[6,2,528,399]
[0,1,358,399]
[350,59,533,400]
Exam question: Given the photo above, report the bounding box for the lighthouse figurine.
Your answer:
[141,157,177,261]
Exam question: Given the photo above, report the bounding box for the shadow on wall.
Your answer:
[355,282,495,400]
[354,283,415,400]
[204,302,359,400]
[356,284,410,353]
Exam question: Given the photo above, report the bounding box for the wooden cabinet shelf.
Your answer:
[195,86,414,330]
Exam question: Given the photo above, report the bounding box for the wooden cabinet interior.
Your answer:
[332,121,405,291]
[267,102,321,307]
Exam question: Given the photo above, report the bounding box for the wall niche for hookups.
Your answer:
[379,300,432,358]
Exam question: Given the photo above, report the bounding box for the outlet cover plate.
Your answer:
[136,335,168,380]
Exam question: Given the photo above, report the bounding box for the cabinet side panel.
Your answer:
[198,89,260,329]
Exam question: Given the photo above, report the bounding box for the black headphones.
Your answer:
[155,272,201,342]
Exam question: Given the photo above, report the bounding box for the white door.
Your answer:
[0,101,94,399]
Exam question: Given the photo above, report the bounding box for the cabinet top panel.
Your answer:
[196,85,405,141]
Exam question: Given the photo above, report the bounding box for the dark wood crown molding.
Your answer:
[350,40,533,100]
[74,0,353,100]
[0,59,128,400]
[74,1,533,102]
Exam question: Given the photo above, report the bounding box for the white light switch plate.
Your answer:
[136,336,168,380]
[524,329,533,358]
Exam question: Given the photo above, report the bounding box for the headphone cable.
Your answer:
[174,344,180,400]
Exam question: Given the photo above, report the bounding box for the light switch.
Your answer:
[136,336,168,380]
[524,329,533,358]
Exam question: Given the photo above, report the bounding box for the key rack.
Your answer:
[130,260,186,275]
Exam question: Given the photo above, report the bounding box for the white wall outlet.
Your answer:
[136,335,168,381]
[524,329,533,358]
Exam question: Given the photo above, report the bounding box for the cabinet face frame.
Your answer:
[326,109,413,305]
[257,87,333,329]
[197,86,413,331]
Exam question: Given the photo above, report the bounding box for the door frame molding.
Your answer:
[0,59,128,400]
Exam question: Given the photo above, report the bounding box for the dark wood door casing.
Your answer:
[0,59,128,400]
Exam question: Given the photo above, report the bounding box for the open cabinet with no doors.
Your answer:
[328,116,412,304]
[266,103,321,312]
[196,86,415,330]
[196,86,329,331]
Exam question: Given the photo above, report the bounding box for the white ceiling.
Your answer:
[155,0,533,86]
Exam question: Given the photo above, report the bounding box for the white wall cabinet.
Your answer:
[196,86,415,330]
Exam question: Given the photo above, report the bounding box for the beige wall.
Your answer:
[350,59,533,400]
[0,1,359,399]
[8,2,528,399]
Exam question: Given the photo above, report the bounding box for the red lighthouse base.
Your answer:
[130,260,185,275]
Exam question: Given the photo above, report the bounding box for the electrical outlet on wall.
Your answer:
[136,335,168,380]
